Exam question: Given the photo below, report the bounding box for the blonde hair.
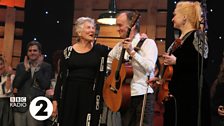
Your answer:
[74,17,95,42]
[176,1,202,29]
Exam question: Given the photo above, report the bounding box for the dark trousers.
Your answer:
[121,93,155,126]
[0,97,14,126]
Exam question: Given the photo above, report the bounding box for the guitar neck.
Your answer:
[115,27,132,80]
[115,48,126,80]
[126,27,131,38]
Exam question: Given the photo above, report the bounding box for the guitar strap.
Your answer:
[134,38,147,52]
[127,38,146,61]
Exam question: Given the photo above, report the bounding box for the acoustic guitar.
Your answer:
[103,12,140,112]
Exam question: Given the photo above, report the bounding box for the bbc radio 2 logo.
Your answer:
[10,97,27,107]
[10,96,53,121]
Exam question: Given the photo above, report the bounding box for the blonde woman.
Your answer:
[162,1,210,126]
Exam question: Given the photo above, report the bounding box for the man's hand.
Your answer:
[140,33,148,39]
[13,88,18,96]
[122,38,133,53]
[146,77,162,89]
[24,56,30,71]
[52,100,58,117]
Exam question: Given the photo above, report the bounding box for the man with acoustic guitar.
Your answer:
[104,11,158,126]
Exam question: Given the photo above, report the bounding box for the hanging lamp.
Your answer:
[97,0,117,25]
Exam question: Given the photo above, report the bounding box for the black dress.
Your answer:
[53,44,109,126]
[167,30,211,126]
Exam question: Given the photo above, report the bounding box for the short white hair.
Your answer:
[74,17,95,34]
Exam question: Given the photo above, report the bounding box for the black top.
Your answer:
[67,48,99,81]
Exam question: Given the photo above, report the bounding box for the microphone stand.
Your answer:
[197,0,208,126]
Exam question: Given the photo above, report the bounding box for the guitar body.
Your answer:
[120,62,132,110]
[103,59,132,112]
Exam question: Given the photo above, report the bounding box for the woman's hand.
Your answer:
[163,53,176,65]
[5,76,12,92]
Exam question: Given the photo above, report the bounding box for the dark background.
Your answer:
[205,0,224,84]
[21,0,74,65]
[22,0,223,85]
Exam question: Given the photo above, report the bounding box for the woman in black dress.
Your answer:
[52,17,109,126]
[162,1,210,126]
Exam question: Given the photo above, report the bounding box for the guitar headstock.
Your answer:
[125,11,141,38]
[129,11,141,28]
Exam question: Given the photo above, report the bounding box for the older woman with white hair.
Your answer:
[52,17,110,126]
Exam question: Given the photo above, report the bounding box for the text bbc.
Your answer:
[10,97,27,108]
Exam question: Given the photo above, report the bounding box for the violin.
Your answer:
[156,39,182,104]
